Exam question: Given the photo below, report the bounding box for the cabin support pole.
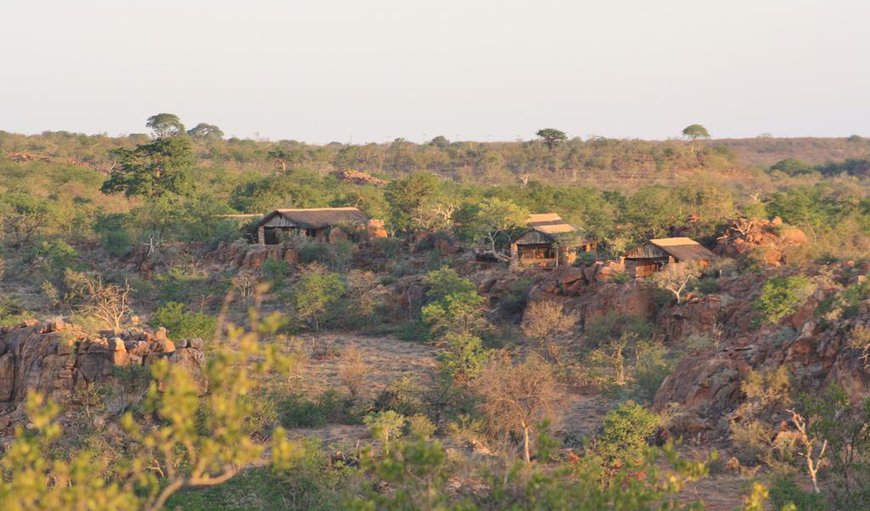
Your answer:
[257,226,265,245]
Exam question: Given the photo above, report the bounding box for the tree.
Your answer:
[338,344,369,398]
[465,197,528,258]
[0,192,55,247]
[364,411,406,456]
[650,262,702,304]
[186,122,224,140]
[476,355,559,463]
[591,401,660,472]
[0,313,296,511]
[681,124,710,140]
[146,113,186,138]
[102,136,194,198]
[421,290,486,337]
[383,172,440,233]
[64,270,133,333]
[536,128,567,150]
[521,300,578,363]
[436,332,489,382]
[292,269,346,331]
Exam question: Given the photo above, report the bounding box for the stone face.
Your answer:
[0,320,207,431]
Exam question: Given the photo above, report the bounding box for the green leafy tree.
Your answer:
[681,124,710,140]
[754,276,815,324]
[364,411,406,456]
[102,137,194,198]
[798,385,870,508]
[591,401,661,472]
[0,192,56,247]
[421,290,485,337]
[151,302,217,339]
[464,197,528,258]
[292,270,346,330]
[437,333,489,382]
[536,128,568,150]
[186,122,224,140]
[146,113,186,138]
[383,172,440,233]
[0,313,296,511]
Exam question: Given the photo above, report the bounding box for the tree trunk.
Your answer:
[522,424,531,463]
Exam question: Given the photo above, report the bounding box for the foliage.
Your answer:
[797,385,870,509]
[476,355,559,462]
[93,212,133,256]
[768,475,829,511]
[682,124,710,140]
[383,171,441,232]
[421,289,486,338]
[102,136,194,198]
[150,301,216,339]
[754,275,815,324]
[146,113,186,138]
[292,269,346,330]
[277,390,361,428]
[0,312,296,511]
[0,191,57,247]
[364,411,407,455]
[536,128,568,150]
[338,344,369,398]
[649,262,702,304]
[591,401,660,470]
[436,333,489,382]
[64,269,133,332]
[461,197,528,256]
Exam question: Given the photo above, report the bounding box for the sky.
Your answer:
[2,0,869,144]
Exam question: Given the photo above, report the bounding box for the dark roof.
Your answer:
[257,207,369,230]
[625,237,717,262]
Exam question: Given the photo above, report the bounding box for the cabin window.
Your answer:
[518,244,554,260]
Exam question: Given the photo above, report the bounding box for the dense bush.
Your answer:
[150,301,217,339]
[277,390,362,428]
[754,275,816,324]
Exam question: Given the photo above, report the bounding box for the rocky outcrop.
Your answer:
[653,271,870,440]
[525,266,656,329]
[0,320,207,419]
[333,169,387,186]
[715,217,807,266]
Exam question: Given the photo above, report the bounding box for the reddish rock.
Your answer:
[0,321,207,432]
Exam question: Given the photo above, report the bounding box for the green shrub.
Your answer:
[754,275,815,324]
[396,319,431,343]
[297,242,331,264]
[371,237,402,258]
[696,277,720,295]
[277,390,361,428]
[150,302,217,339]
[612,271,630,284]
[93,213,131,256]
[769,475,828,511]
[261,259,290,287]
[592,401,660,467]
[0,295,33,327]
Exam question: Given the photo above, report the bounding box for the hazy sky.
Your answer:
[3,0,869,143]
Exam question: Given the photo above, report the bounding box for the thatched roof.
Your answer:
[525,213,577,235]
[257,207,369,230]
[625,237,717,262]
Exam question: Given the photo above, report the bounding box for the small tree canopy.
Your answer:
[146,113,186,139]
[681,124,710,140]
[187,122,224,140]
[535,128,568,150]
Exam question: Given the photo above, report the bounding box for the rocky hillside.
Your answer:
[0,320,206,433]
